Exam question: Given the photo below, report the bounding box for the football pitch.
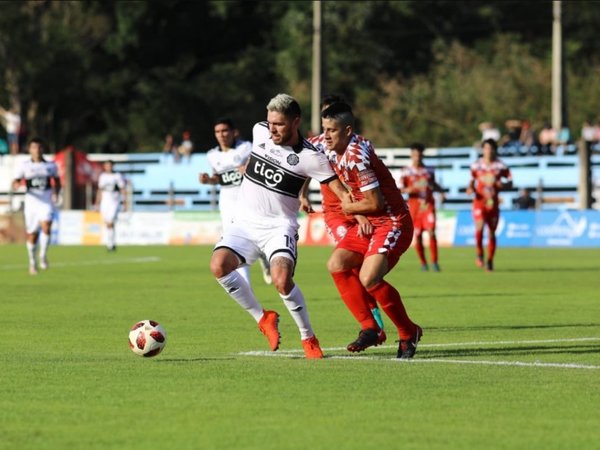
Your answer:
[1,244,599,450]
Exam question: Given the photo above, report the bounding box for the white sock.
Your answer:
[39,233,50,261]
[280,285,314,340]
[236,265,252,285]
[217,271,263,322]
[26,241,37,267]
[106,227,115,248]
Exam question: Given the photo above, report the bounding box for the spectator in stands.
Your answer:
[538,122,557,155]
[177,131,194,162]
[478,121,501,142]
[163,133,179,162]
[513,188,536,210]
[556,125,572,155]
[199,117,272,285]
[466,138,513,272]
[581,120,596,151]
[0,105,21,155]
[518,120,537,149]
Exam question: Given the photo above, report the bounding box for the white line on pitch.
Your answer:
[238,336,600,356]
[0,256,161,270]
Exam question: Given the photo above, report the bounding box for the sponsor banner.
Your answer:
[454,210,600,247]
[531,210,600,247]
[169,211,222,245]
[114,212,171,245]
[299,213,335,246]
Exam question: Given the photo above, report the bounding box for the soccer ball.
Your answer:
[128,320,167,357]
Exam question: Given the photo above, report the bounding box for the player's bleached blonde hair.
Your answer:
[266,93,302,118]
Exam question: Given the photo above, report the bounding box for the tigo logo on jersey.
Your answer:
[253,160,284,187]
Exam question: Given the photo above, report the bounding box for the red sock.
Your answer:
[415,233,426,264]
[352,268,377,309]
[475,229,484,258]
[367,281,416,340]
[487,232,496,262]
[331,270,379,330]
[430,235,438,264]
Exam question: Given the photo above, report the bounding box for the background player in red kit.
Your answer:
[321,102,422,359]
[399,142,445,272]
[466,138,513,271]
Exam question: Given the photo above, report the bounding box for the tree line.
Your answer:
[1,0,599,153]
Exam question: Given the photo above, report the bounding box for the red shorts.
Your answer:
[473,203,499,231]
[409,202,436,232]
[336,214,413,271]
[324,216,355,245]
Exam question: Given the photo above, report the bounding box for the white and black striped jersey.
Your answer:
[235,121,337,226]
[206,139,252,220]
[13,159,59,202]
[98,172,126,203]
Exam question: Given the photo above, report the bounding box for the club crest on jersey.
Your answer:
[287,154,300,166]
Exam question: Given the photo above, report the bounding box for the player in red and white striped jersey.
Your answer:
[466,138,512,271]
[320,102,422,359]
[399,143,445,272]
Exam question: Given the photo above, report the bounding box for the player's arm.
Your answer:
[497,170,513,191]
[299,178,314,213]
[432,178,446,202]
[341,187,384,215]
[11,177,22,191]
[120,182,128,212]
[199,171,219,185]
[466,172,476,196]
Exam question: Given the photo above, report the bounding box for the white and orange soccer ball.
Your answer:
[128,320,167,357]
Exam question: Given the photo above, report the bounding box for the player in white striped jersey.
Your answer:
[209,94,350,358]
[95,160,127,251]
[200,118,271,285]
[12,137,61,275]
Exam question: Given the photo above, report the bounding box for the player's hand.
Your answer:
[199,173,210,184]
[466,186,474,196]
[355,215,373,237]
[299,196,314,214]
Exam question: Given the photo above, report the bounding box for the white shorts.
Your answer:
[24,197,55,234]
[100,200,120,224]
[214,220,299,266]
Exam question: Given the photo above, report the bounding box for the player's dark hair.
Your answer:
[410,142,425,152]
[482,138,498,151]
[214,117,235,129]
[321,102,355,128]
[28,137,47,153]
[320,94,345,111]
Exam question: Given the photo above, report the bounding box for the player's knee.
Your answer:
[210,250,236,278]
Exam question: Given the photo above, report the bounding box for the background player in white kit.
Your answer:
[12,137,61,275]
[199,118,272,285]
[95,160,127,251]
[209,94,350,358]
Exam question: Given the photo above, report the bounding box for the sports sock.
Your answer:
[352,267,378,310]
[415,233,426,265]
[280,284,314,340]
[216,271,263,322]
[235,265,252,285]
[367,281,416,340]
[487,232,497,262]
[39,232,50,261]
[331,270,380,330]
[26,241,37,267]
[106,227,115,249]
[475,229,484,258]
[430,235,439,264]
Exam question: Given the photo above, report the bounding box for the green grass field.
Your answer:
[1,244,599,450]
